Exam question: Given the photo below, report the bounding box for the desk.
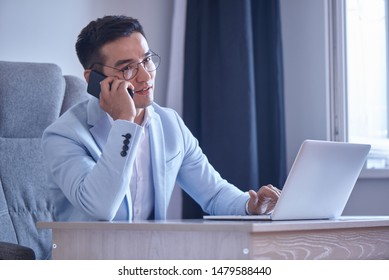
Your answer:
[37,217,389,260]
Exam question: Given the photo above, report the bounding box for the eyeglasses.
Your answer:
[90,51,161,80]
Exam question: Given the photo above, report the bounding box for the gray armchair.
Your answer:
[0,61,89,259]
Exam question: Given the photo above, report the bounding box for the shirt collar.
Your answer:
[106,107,151,127]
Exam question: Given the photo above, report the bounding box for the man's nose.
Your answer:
[135,64,151,81]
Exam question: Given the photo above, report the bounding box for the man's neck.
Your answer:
[134,108,146,125]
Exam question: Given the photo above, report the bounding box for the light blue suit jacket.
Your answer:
[41,98,249,221]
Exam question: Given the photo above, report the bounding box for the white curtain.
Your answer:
[166,0,187,218]
[165,0,187,116]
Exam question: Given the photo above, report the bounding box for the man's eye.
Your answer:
[122,64,135,71]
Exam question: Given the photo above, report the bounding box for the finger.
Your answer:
[248,190,258,205]
[125,81,135,92]
[119,80,134,95]
[109,78,124,93]
[267,184,280,191]
[268,184,282,195]
[263,200,277,214]
[248,189,257,199]
[266,184,281,196]
[258,185,280,200]
[99,76,115,96]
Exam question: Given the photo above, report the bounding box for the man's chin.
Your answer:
[135,99,154,109]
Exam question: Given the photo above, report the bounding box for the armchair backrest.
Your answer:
[0,61,89,259]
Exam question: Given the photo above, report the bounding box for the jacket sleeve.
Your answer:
[173,112,249,215]
[42,119,143,221]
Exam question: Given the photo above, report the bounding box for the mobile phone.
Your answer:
[87,70,134,98]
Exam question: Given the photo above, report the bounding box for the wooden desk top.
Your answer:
[38,216,389,232]
[37,216,389,259]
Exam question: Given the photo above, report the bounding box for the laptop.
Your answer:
[203,140,371,221]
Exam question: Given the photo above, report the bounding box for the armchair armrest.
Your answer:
[0,241,36,260]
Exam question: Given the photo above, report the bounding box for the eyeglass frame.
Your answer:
[89,50,161,81]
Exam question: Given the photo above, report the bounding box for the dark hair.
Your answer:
[75,15,146,69]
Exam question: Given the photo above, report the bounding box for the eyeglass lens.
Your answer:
[124,55,160,80]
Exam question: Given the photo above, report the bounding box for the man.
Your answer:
[41,15,281,221]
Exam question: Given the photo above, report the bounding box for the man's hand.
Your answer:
[99,77,136,121]
[247,184,281,215]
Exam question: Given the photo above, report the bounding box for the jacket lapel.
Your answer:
[87,98,111,150]
[148,107,167,220]
[86,100,168,220]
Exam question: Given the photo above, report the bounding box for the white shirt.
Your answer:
[107,109,154,220]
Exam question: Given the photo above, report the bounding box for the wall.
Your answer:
[0,0,174,105]
[2,0,388,216]
[281,0,330,169]
[0,0,182,218]
[280,0,389,215]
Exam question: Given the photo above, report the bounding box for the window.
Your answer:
[330,0,389,177]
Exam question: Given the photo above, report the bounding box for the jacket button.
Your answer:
[120,133,132,156]
[122,133,132,139]
[120,151,127,157]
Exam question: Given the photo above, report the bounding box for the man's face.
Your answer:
[100,32,156,109]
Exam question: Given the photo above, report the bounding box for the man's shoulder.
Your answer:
[151,103,180,120]
[58,99,89,123]
[44,99,90,134]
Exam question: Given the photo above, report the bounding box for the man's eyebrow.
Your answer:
[113,51,153,67]
[114,59,134,68]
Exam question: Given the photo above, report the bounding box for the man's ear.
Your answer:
[84,69,91,83]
